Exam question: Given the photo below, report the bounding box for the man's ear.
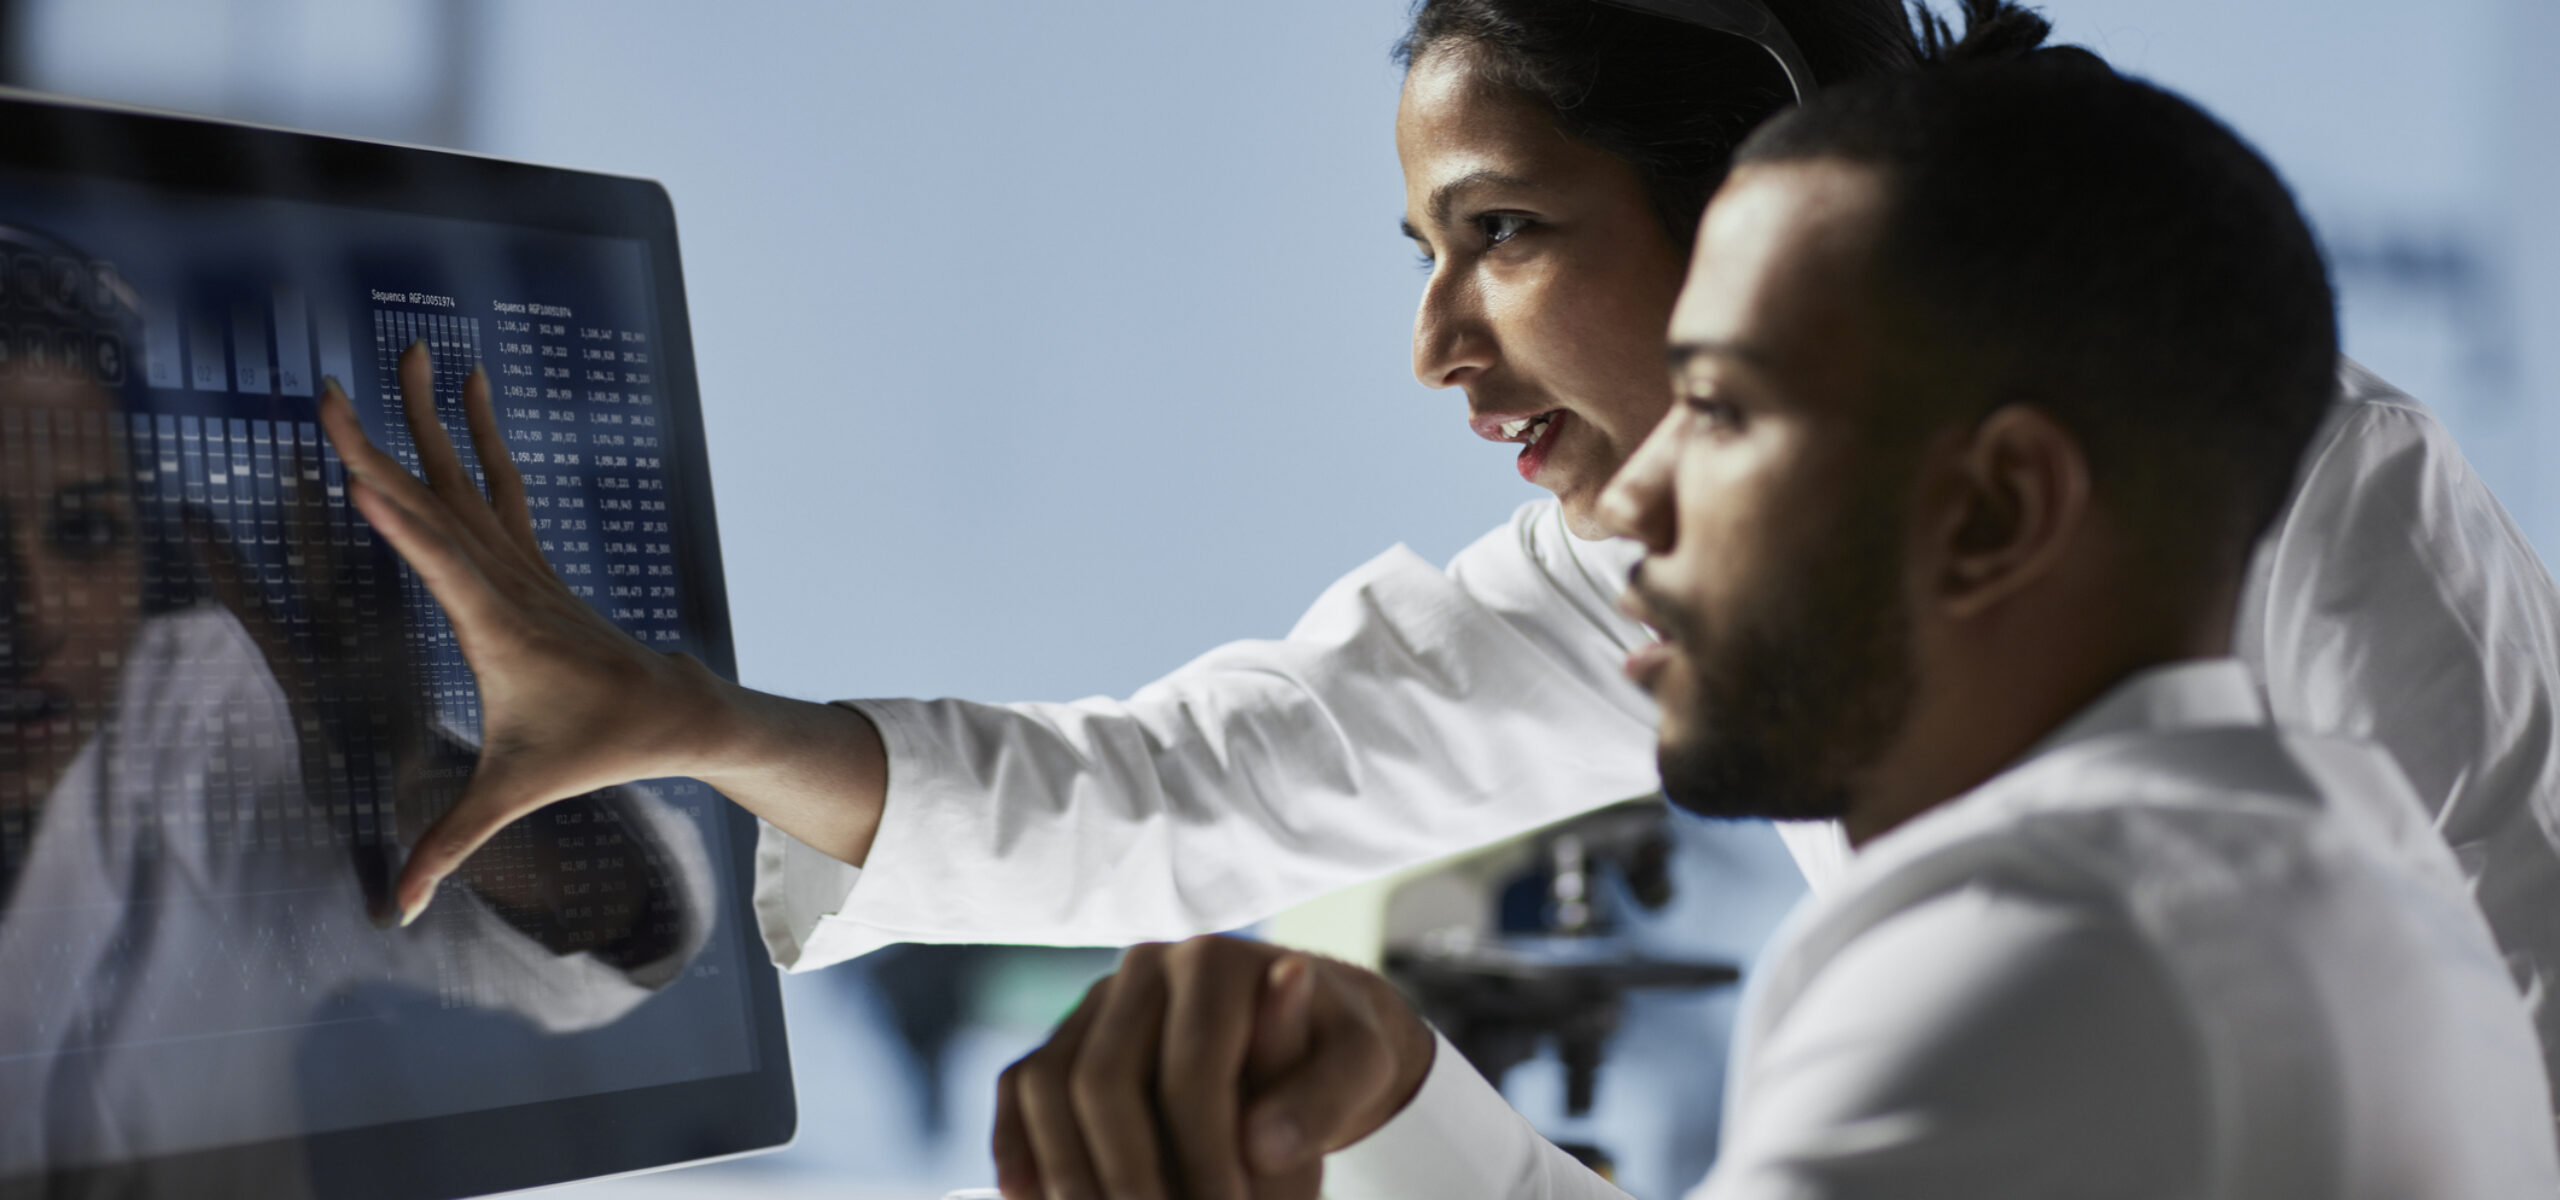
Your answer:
[1925,404,2092,621]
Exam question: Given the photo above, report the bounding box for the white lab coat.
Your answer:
[0,605,716,1187]
[754,358,2560,1109]
[1321,659,2559,1199]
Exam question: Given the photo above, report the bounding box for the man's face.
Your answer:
[1396,47,1691,538]
[1601,160,1918,822]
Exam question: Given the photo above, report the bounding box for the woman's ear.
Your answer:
[1927,404,2092,621]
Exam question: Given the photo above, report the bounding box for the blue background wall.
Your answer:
[16,1,2557,1195]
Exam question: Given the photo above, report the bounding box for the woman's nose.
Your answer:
[0,519,29,683]
[1412,268,1495,390]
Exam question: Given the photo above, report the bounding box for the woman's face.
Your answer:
[1398,45,1691,538]
[0,370,142,813]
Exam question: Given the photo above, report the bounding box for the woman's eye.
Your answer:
[1478,213,1532,247]
[47,507,128,558]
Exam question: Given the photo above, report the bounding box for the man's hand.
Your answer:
[993,935,1438,1200]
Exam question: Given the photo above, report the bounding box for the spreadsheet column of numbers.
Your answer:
[484,305,680,643]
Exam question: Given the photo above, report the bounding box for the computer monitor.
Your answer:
[0,91,793,1199]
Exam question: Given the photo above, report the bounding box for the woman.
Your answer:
[324,0,2560,1111]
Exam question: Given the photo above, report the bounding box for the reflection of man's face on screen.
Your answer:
[0,367,142,815]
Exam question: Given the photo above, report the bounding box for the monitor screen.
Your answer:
[0,92,793,1199]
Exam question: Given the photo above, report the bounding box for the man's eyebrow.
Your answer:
[1400,169,1541,239]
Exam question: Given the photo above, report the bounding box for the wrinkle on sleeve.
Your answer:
[758,503,1667,969]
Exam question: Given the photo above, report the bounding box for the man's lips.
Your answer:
[1623,640,1674,690]
[1616,568,1676,689]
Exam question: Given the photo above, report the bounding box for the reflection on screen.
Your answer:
[0,175,755,1187]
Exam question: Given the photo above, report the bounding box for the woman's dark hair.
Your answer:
[1396,0,1922,245]
[0,223,199,615]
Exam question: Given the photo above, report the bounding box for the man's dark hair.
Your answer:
[1734,0,2337,587]
[1396,0,1920,246]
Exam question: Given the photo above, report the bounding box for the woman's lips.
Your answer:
[1516,409,1568,483]
[0,685,71,735]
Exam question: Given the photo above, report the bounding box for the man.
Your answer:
[314,0,2560,1146]
[990,36,2559,1200]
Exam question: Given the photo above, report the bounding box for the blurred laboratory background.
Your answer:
[6,1,2551,1197]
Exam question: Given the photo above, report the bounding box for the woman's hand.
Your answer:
[319,342,747,925]
[993,935,1437,1200]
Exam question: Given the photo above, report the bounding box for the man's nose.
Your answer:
[1412,268,1494,390]
[1596,408,1683,551]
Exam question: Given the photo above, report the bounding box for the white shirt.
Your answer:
[753,359,2560,1100]
[0,606,716,1184]
[1323,660,2560,1200]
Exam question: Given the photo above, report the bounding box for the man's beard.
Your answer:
[1641,503,1916,824]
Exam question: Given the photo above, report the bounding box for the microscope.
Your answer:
[1372,799,1739,1179]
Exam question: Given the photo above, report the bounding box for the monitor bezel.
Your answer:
[0,88,795,1200]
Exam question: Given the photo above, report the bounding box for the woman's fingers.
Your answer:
[456,360,546,568]
[393,342,536,563]
[389,747,568,925]
[325,366,668,926]
[338,463,504,637]
[396,341,480,503]
[319,379,457,524]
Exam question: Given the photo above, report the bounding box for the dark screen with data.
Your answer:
[0,142,777,1198]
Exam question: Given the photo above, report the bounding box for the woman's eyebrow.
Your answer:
[1413,168,1539,230]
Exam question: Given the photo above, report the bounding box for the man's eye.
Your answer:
[1478,213,1532,247]
[47,507,128,558]
[1684,396,1744,430]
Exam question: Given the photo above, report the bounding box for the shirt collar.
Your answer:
[2019,656,2267,764]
